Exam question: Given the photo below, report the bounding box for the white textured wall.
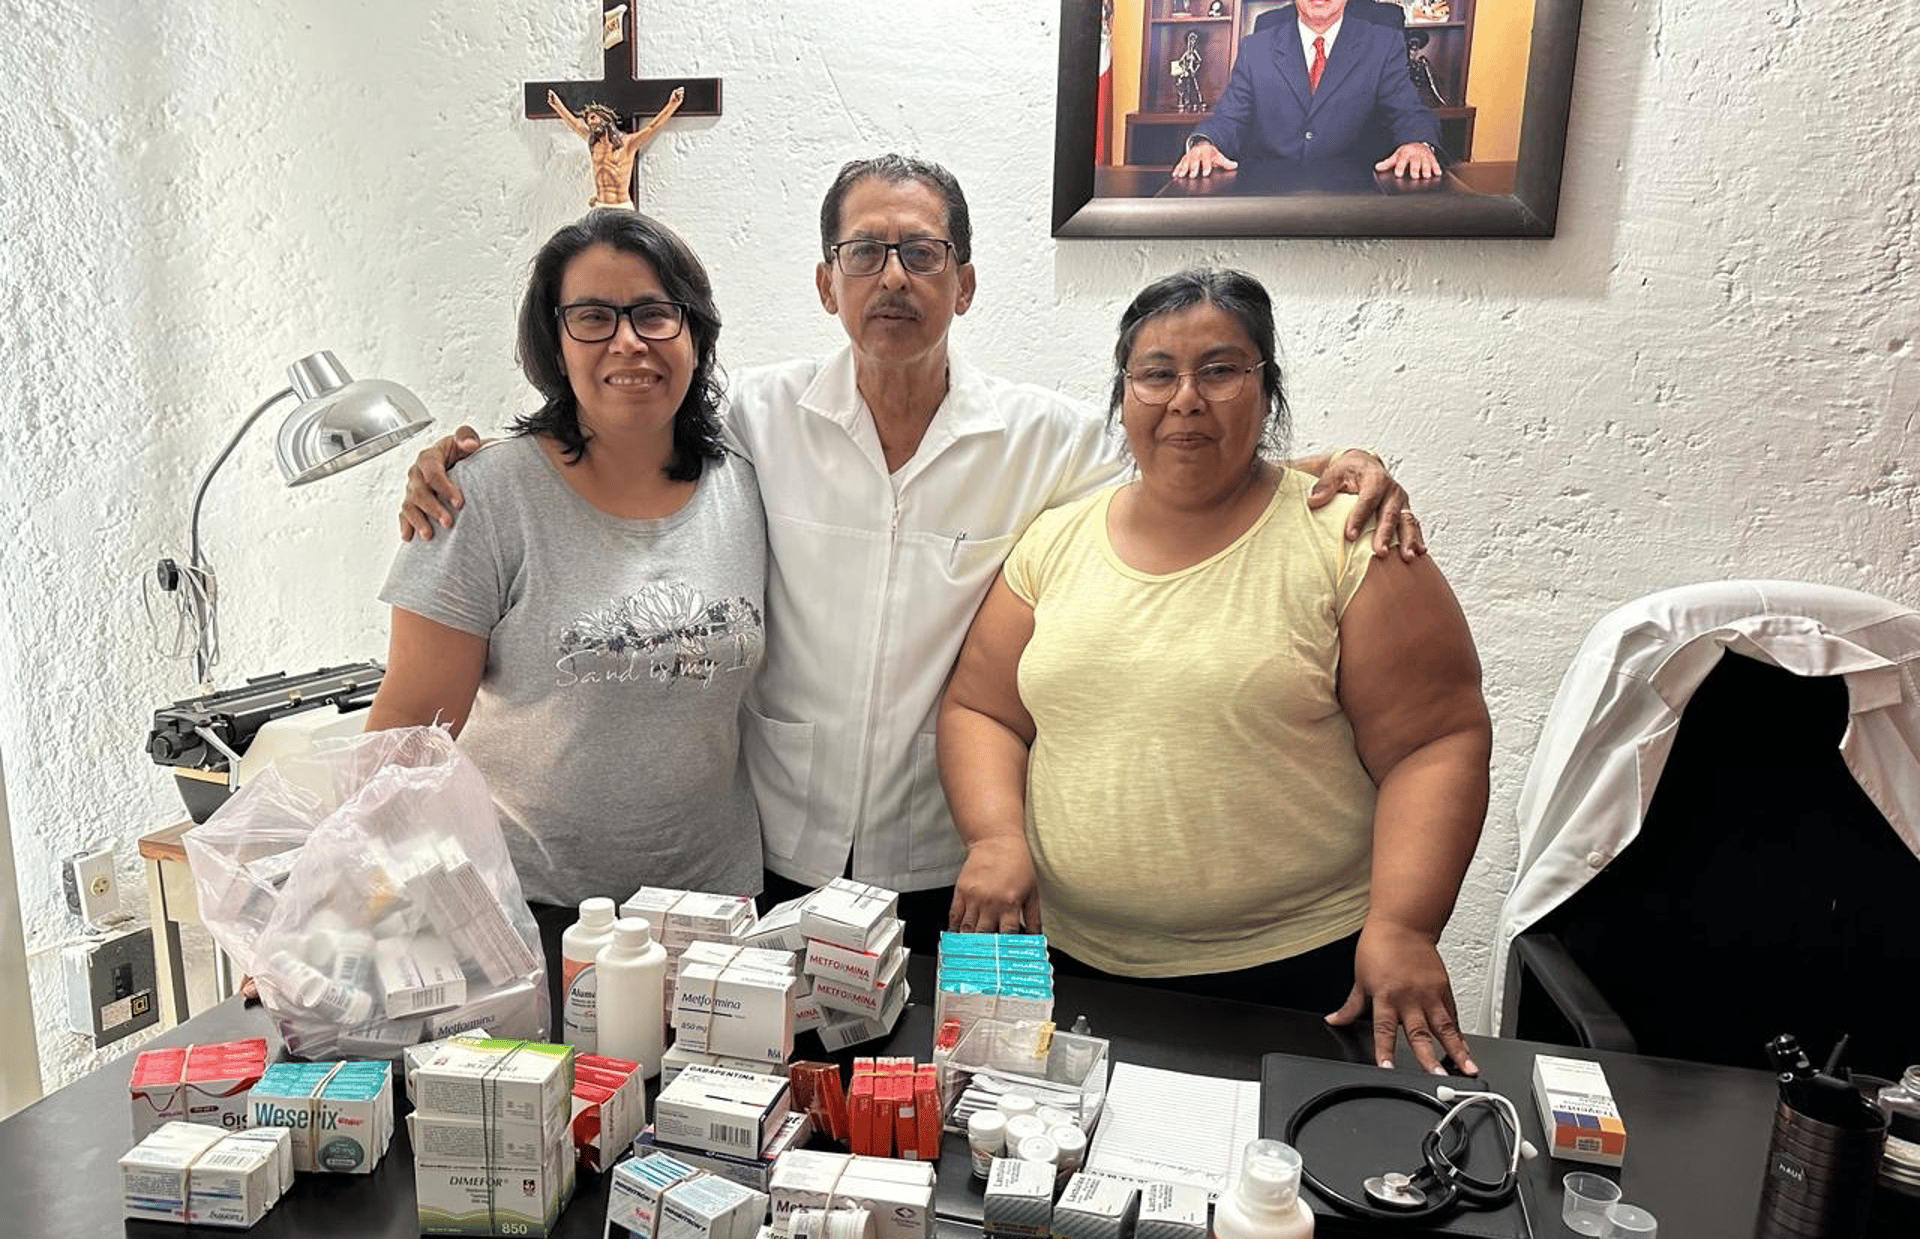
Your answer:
[2,0,1914,1089]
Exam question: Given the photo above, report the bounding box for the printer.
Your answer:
[146,662,384,823]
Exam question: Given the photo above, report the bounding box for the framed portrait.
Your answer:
[1054,0,1585,238]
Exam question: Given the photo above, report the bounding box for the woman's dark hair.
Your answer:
[1108,267,1291,460]
[511,209,726,480]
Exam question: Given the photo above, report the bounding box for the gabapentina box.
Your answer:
[410,1039,575,1128]
[654,1065,792,1158]
[1532,1054,1627,1166]
[799,880,899,951]
[673,961,798,1064]
[607,1151,703,1239]
[417,1134,575,1237]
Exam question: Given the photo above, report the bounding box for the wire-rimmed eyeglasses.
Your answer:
[1124,360,1268,404]
[556,300,689,344]
[828,238,956,277]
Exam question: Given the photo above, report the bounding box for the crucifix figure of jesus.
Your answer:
[548,86,684,209]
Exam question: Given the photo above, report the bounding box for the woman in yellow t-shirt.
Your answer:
[937,268,1491,1075]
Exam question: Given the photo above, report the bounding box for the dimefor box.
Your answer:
[654,1065,792,1158]
[1532,1054,1627,1166]
[408,1108,553,1168]
[983,1156,1055,1239]
[1134,1181,1209,1239]
[658,1171,770,1239]
[1051,1174,1140,1239]
[417,1133,575,1237]
[799,880,900,951]
[607,1151,702,1239]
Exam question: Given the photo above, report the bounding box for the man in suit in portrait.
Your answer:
[1171,0,1443,184]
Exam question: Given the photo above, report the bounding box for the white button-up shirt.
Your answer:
[1482,580,1920,1034]
[724,347,1125,892]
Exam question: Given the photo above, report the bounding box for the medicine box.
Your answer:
[799,879,900,952]
[833,1167,934,1239]
[1532,1054,1627,1166]
[632,1111,811,1193]
[375,933,467,1017]
[805,918,904,993]
[121,1120,229,1224]
[658,1170,771,1239]
[1051,1174,1140,1239]
[1134,1182,1209,1239]
[813,949,908,1019]
[817,981,911,1053]
[674,962,797,1063]
[666,894,758,951]
[410,1038,575,1129]
[767,1148,852,1231]
[249,1060,393,1174]
[417,1134,575,1237]
[983,1156,1054,1239]
[654,1064,793,1158]
[607,1152,702,1239]
[742,897,810,953]
[130,1037,270,1139]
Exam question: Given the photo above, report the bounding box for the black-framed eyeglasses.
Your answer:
[555,300,689,344]
[1124,360,1268,404]
[828,238,956,277]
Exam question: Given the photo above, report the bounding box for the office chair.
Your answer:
[1509,649,1916,1077]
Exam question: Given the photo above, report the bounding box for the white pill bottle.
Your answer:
[595,916,668,1076]
[560,897,618,1052]
[1211,1139,1314,1239]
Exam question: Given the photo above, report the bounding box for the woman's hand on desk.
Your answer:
[950,836,1042,934]
[1326,919,1478,1076]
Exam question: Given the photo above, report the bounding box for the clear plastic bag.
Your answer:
[184,725,549,1058]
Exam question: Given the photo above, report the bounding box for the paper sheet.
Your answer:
[1083,1062,1261,1198]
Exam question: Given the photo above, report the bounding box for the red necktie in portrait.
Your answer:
[1309,36,1326,92]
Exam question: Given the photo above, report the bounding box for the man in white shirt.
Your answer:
[399,155,1419,947]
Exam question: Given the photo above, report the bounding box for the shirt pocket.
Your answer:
[742,703,814,862]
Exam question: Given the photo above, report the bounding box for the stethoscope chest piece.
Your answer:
[1362,1171,1430,1210]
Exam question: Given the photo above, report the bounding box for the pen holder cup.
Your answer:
[1755,1097,1886,1238]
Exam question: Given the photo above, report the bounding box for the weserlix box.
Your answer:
[654,1065,792,1158]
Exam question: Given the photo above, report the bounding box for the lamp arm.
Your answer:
[187,386,296,572]
[184,385,295,687]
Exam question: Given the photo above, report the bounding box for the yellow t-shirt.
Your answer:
[1002,468,1378,977]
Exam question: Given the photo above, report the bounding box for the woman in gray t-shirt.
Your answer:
[370,210,765,908]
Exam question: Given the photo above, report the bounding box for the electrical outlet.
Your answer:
[63,846,120,927]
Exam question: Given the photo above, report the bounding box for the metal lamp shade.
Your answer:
[274,351,433,486]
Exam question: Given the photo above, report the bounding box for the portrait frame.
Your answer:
[1052,0,1586,238]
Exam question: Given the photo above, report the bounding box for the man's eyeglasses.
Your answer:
[1124,360,1268,405]
[556,300,689,344]
[828,238,956,277]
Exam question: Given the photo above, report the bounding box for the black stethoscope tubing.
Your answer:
[1282,1081,1523,1223]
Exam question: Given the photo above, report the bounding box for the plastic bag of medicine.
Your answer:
[184,724,549,1058]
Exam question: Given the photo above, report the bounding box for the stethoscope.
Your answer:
[1283,1082,1539,1224]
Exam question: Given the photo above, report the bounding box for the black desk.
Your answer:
[0,955,1777,1238]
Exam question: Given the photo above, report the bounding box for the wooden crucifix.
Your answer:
[525,1,723,208]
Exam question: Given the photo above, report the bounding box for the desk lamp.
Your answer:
[155,351,432,689]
